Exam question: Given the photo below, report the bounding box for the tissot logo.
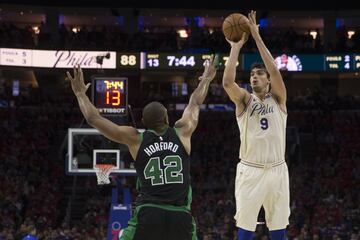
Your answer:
[100,108,126,113]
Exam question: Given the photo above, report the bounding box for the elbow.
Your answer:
[86,117,96,127]
[222,75,233,89]
[222,81,231,89]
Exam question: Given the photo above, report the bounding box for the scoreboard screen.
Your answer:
[116,53,140,69]
[143,53,241,70]
[145,53,204,70]
[91,77,128,115]
[1,49,360,72]
[242,53,360,72]
[324,54,352,71]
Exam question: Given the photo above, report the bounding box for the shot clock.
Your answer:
[91,77,128,115]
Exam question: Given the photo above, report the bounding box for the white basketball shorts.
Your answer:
[234,161,290,231]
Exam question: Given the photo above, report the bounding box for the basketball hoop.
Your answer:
[94,164,115,185]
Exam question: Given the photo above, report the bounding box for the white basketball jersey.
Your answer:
[237,93,287,165]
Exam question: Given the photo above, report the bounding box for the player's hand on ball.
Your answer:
[199,54,217,82]
[226,32,249,48]
[66,65,91,96]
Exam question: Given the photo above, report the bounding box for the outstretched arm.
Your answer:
[174,55,217,153]
[66,66,140,149]
[247,10,287,107]
[222,33,251,116]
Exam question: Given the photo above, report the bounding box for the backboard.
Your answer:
[66,128,144,176]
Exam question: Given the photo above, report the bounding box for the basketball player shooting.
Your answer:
[66,56,217,240]
[222,10,290,240]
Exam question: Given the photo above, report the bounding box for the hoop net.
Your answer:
[94,164,115,185]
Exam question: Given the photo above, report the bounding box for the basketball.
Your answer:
[222,13,250,42]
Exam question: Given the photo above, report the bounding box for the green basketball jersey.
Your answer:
[135,127,191,207]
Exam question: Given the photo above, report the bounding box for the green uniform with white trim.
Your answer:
[120,127,197,240]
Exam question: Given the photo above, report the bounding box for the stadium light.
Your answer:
[32,26,40,34]
[177,29,188,38]
[310,30,317,40]
[72,27,80,33]
[347,30,355,39]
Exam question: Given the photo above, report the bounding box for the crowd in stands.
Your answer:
[1,19,360,53]
[285,105,360,240]
[0,93,65,239]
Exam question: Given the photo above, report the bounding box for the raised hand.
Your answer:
[66,65,91,96]
[247,10,259,35]
[226,32,249,49]
[199,54,217,82]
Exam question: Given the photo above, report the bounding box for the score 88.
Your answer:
[120,55,137,66]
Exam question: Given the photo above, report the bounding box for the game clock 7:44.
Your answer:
[166,55,196,67]
[145,53,199,69]
[144,53,226,70]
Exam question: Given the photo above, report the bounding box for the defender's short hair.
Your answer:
[142,101,167,130]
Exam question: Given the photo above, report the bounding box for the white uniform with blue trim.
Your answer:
[234,93,290,231]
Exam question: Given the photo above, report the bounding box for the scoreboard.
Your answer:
[243,53,360,72]
[116,53,140,69]
[141,53,360,72]
[91,77,128,116]
[142,53,240,70]
[324,54,352,71]
[1,47,360,71]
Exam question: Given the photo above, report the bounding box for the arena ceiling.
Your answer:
[0,0,355,11]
